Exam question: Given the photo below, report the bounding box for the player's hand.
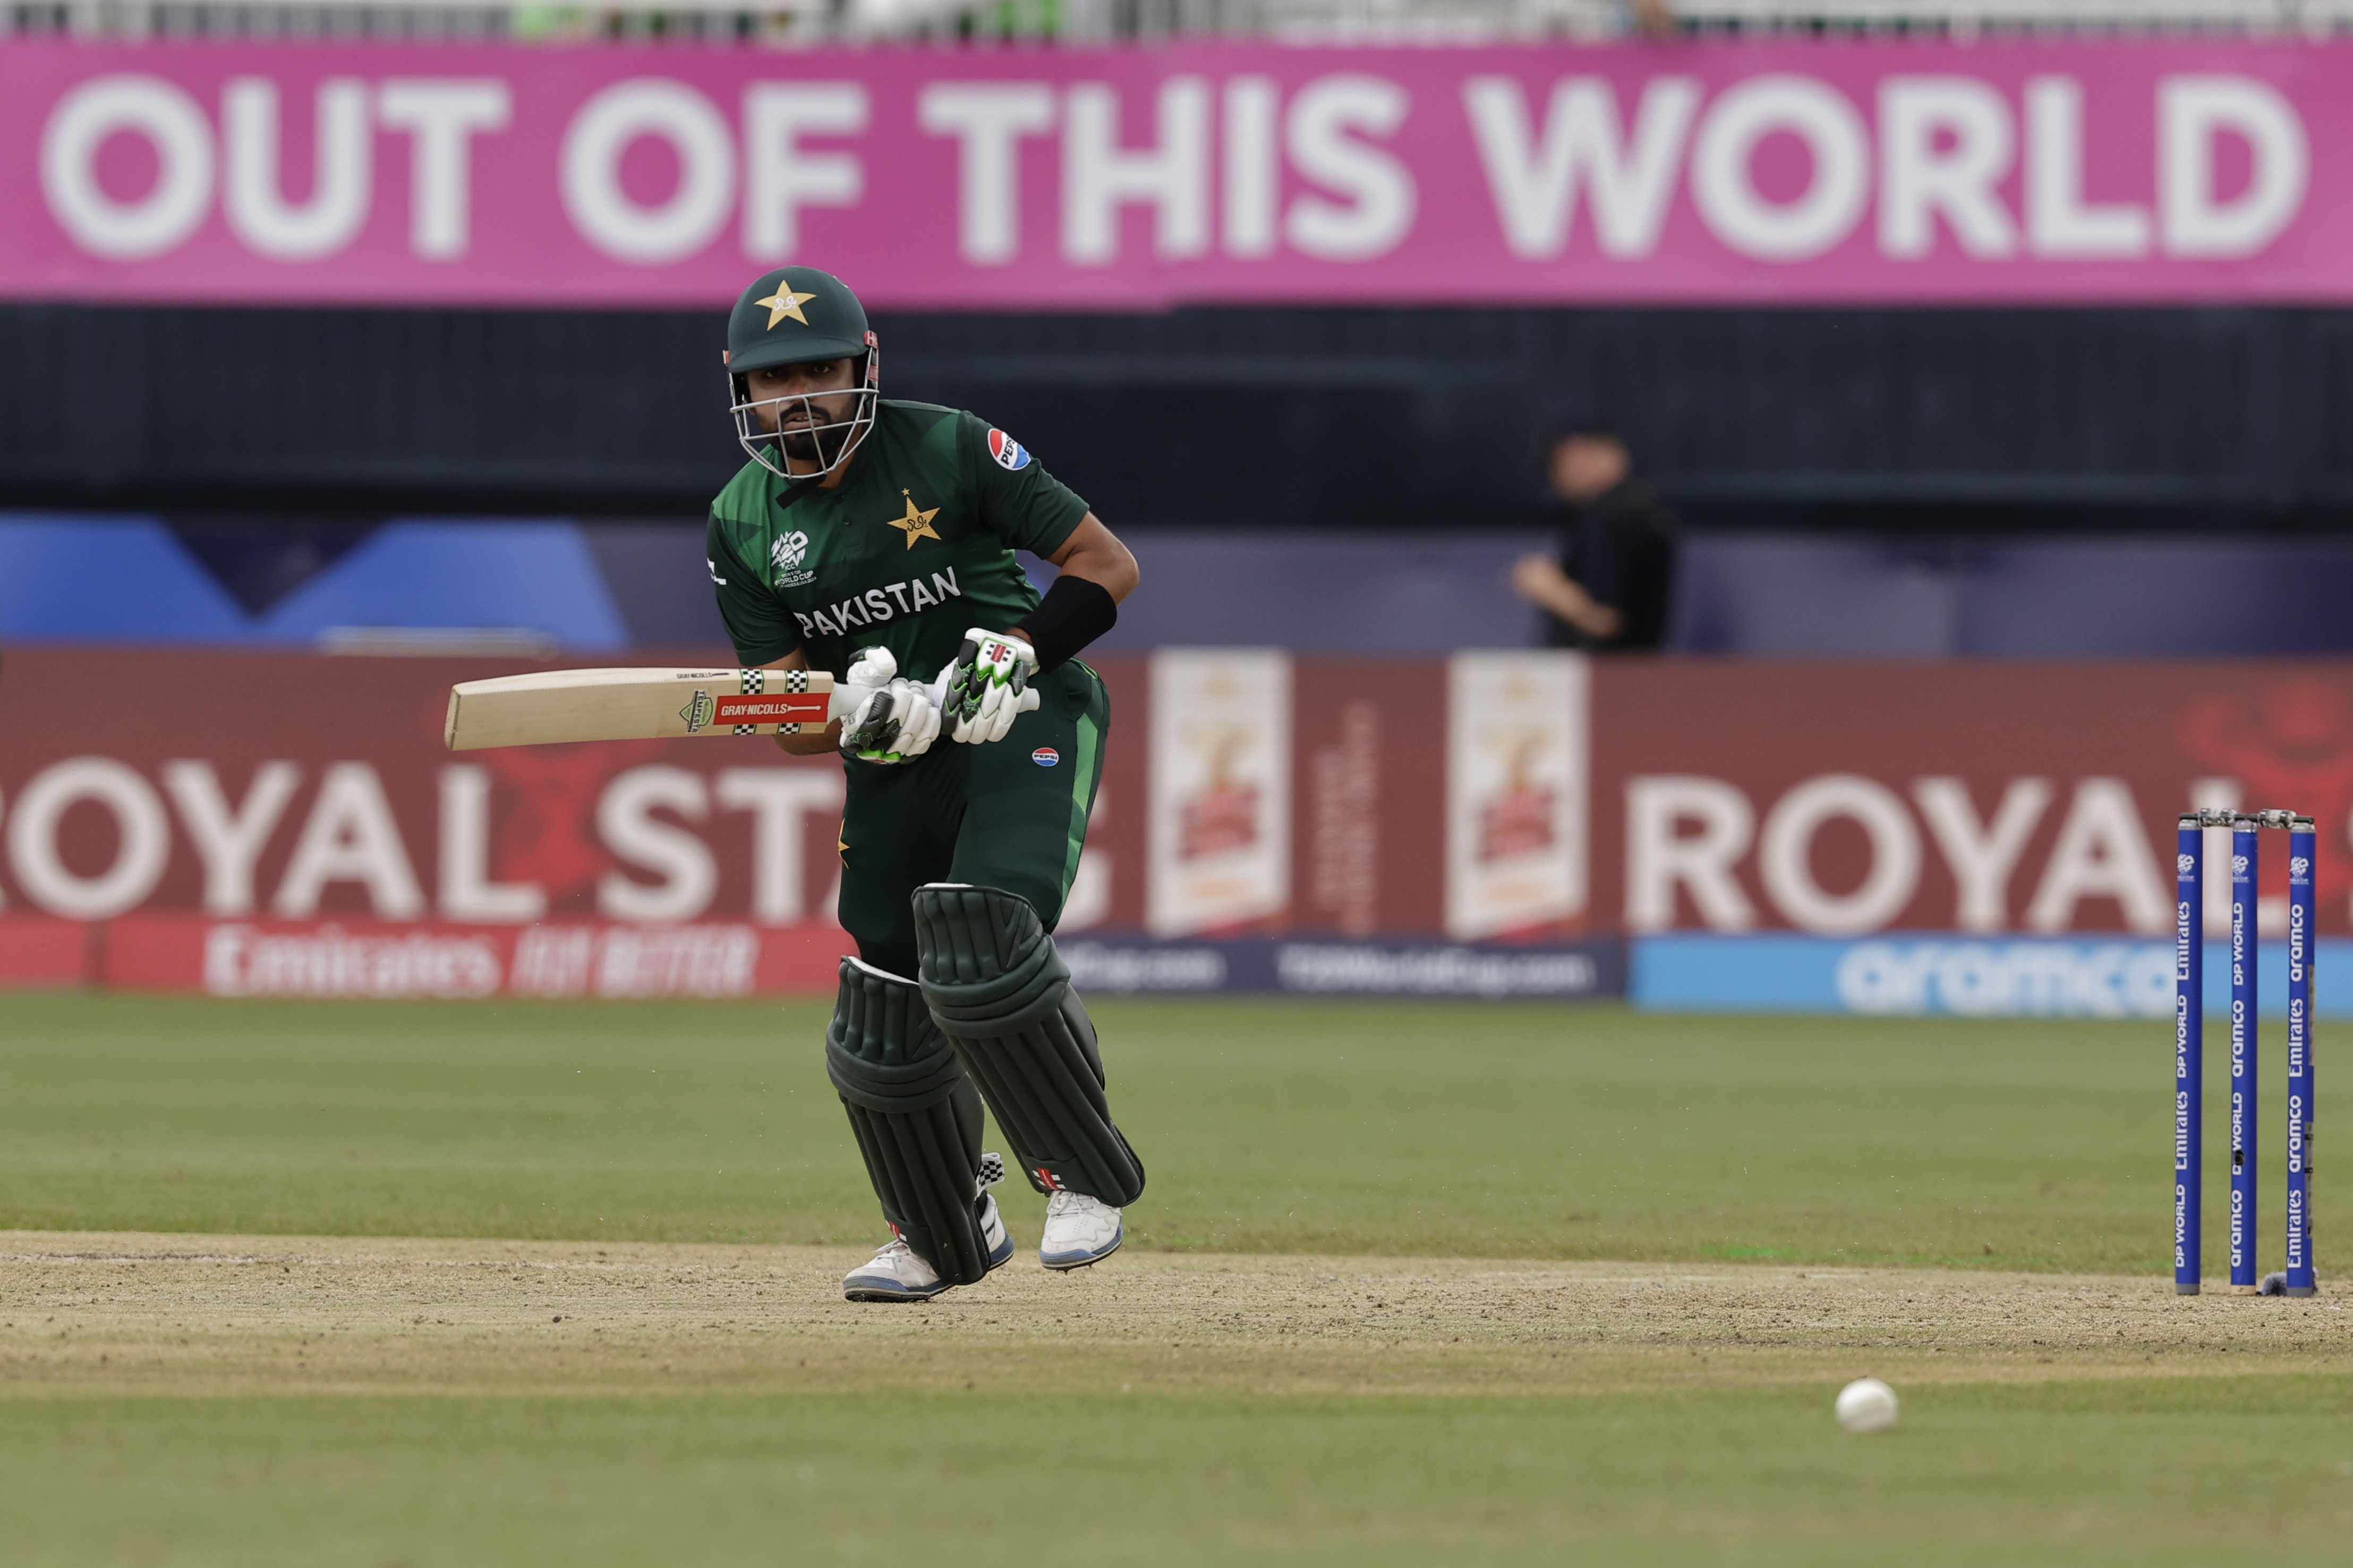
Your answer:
[833,644,896,736]
[840,679,940,763]
[939,628,1040,744]
[838,647,940,764]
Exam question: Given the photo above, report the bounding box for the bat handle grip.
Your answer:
[824,675,1041,722]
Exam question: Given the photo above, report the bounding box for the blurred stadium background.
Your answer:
[3,0,2351,1015]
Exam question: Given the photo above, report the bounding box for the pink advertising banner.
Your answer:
[0,36,2348,307]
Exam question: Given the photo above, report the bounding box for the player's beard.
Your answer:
[777,425,824,465]
[774,398,852,468]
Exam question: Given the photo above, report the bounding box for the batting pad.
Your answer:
[824,957,994,1286]
[913,884,1146,1207]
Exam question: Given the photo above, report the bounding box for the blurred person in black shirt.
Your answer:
[1510,425,1678,652]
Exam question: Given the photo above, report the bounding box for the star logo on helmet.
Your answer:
[755,287,818,329]
[884,491,941,549]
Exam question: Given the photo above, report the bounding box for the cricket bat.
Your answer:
[444,667,837,749]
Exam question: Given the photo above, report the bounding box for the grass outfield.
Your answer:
[3,992,2346,1564]
[8,1382,2352,1567]
[0,991,2303,1271]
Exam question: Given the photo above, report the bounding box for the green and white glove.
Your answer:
[939,628,1041,744]
[836,646,941,764]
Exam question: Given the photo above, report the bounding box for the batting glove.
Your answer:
[837,647,941,764]
[939,628,1040,744]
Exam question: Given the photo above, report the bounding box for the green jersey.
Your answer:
[706,401,1089,682]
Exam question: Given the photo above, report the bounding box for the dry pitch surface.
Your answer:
[6,1231,2348,1398]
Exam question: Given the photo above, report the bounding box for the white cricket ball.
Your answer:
[1834,1377,1899,1433]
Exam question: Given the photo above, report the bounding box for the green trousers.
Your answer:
[836,660,1109,979]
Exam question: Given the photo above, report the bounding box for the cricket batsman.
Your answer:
[705,266,1144,1303]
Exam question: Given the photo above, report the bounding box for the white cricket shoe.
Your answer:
[842,1189,1013,1303]
[1039,1190,1123,1271]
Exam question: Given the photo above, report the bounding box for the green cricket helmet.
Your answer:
[725,265,880,482]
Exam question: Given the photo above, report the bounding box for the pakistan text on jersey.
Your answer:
[791,568,962,639]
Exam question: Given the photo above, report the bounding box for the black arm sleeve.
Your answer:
[1011,573,1119,671]
[705,512,799,667]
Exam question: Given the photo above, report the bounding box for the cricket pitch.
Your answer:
[6,1231,2347,1398]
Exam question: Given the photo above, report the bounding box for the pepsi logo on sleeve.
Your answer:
[988,429,1031,471]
